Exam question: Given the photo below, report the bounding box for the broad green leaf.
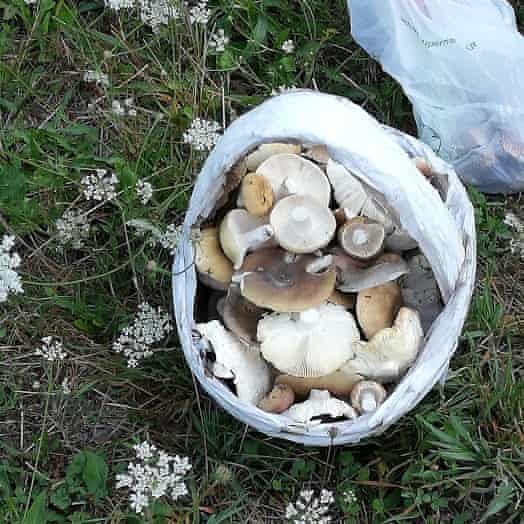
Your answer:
[82,451,108,501]
[22,491,47,524]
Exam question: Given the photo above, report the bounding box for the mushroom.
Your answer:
[338,218,385,261]
[326,160,367,218]
[400,253,443,333]
[219,209,274,269]
[276,371,362,400]
[213,159,247,212]
[194,227,234,290]
[385,229,418,252]
[245,143,301,171]
[350,381,387,414]
[282,389,357,423]
[342,307,424,382]
[257,303,360,377]
[328,289,355,310]
[333,208,351,226]
[195,320,271,405]
[256,153,331,207]
[360,198,395,233]
[302,144,330,165]
[218,288,265,344]
[334,252,409,293]
[270,195,336,253]
[356,281,402,339]
[237,173,274,216]
[238,248,336,312]
[258,384,295,413]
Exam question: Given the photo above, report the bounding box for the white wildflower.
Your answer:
[103,0,180,31]
[116,441,191,514]
[271,85,298,96]
[112,97,137,117]
[56,210,90,249]
[113,303,173,367]
[188,0,210,24]
[81,169,118,201]
[504,212,524,233]
[24,0,37,4]
[285,488,334,524]
[281,39,295,54]
[342,489,357,505]
[157,224,181,255]
[36,336,67,362]
[209,29,229,52]
[0,235,23,304]
[136,180,153,205]
[510,238,524,260]
[32,380,41,390]
[61,377,72,395]
[83,70,109,87]
[182,118,221,151]
[127,220,181,254]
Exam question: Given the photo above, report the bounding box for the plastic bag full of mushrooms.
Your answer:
[174,91,476,446]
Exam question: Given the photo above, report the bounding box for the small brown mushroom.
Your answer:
[327,290,355,310]
[338,218,385,261]
[258,384,295,413]
[350,380,387,414]
[238,173,274,216]
[194,227,234,290]
[302,145,330,165]
[219,288,265,344]
[356,281,402,339]
[238,248,336,312]
[213,159,247,212]
[276,371,362,400]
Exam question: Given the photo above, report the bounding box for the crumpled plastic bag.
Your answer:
[173,91,476,446]
[348,0,524,194]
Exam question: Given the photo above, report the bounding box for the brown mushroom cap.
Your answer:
[276,371,362,400]
[302,145,330,165]
[338,218,385,261]
[328,290,355,310]
[194,227,233,290]
[350,380,387,414]
[356,281,402,339]
[258,384,295,413]
[213,159,247,213]
[239,248,336,312]
[240,173,274,217]
[220,288,265,343]
[270,195,336,254]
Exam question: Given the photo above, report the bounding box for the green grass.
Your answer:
[1,0,523,522]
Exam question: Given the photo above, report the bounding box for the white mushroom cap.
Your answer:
[282,389,357,423]
[257,302,360,377]
[245,143,301,171]
[193,227,233,290]
[350,381,387,414]
[270,195,336,253]
[342,307,424,382]
[256,153,331,207]
[219,209,275,269]
[326,160,367,218]
[195,320,272,405]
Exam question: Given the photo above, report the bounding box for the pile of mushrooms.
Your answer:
[194,143,444,424]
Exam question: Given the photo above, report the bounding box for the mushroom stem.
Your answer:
[234,224,274,269]
[360,390,377,413]
[306,255,333,274]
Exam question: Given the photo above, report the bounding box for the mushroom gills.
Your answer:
[338,218,385,260]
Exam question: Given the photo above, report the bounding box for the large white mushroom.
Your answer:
[245,143,301,171]
[195,320,272,405]
[283,389,357,423]
[219,209,274,269]
[257,303,360,377]
[256,153,331,207]
[342,307,424,383]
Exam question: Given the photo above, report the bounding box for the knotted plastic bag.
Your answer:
[348,0,524,194]
[173,91,476,446]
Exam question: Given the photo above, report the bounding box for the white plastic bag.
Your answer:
[347,0,524,194]
[173,91,476,446]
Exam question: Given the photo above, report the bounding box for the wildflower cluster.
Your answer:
[36,336,67,361]
[127,220,181,254]
[112,97,137,117]
[281,39,295,54]
[209,29,229,52]
[104,0,180,31]
[83,70,109,87]
[504,212,524,260]
[56,210,90,249]
[504,212,524,233]
[188,0,210,24]
[286,489,334,524]
[116,441,191,514]
[81,169,119,201]
[342,489,357,505]
[0,235,23,304]
[136,179,153,205]
[113,303,173,367]
[182,118,221,151]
